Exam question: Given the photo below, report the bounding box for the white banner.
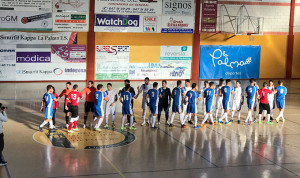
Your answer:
[95,0,162,15]
[0,0,51,12]
[0,32,77,45]
[163,0,195,16]
[95,45,130,80]
[0,11,52,31]
[161,15,194,33]
[53,13,89,31]
[53,0,89,13]
[0,45,16,81]
[129,63,161,80]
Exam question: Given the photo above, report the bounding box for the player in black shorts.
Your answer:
[158,80,172,125]
[81,81,97,128]
[119,79,137,125]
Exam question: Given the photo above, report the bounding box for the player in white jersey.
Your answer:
[202,81,209,119]
[231,81,244,124]
[263,80,275,121]
[215,78,225,119]
[139,77,153,126]
[104,83,118,128]
[182,79,192,124]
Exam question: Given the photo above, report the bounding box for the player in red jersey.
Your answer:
[258,82,274,124]
[65,84,83,133]
[58,82,73,128]
[80,81,97,128]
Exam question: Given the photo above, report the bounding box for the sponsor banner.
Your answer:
[95,45,130,80]
[160,46,192,60]
[160,60,191,79]
[200,45,261,79]
[0,11,52,31]
[53,0,89,13]
[0,0,51,12]
[51,45,86,62]
[95,0,162,15]
[0,45,16,81]
[161,16,194,33]
[0,32,77,45]
[201,0,218,33]
[163,0,195,16]
[128,63,161,80]
[16,52,51,63]
[95,14,161,33]
[53,13,89,31]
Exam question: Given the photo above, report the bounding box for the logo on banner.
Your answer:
[210,49,252,68]
[96,14,139,27]
[164,1,192,11]
[0,15,18,23]
[96,45,129,55]
[143,16,157,32]
[53,68,63,75]
[16,52,51,63]
[170,67,187,77]
[167,18,188,28]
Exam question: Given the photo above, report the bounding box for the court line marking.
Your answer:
[98,149,126,178]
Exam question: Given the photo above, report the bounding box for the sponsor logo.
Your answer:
[53,68,63,75]
[164,1,192,11]
[170,67,187,77]
[96,45,129,55]
[16,52,51,63]
[0,49,15,52]
[96,14,139,27]
[0,15,17,22]
[16,70,52,75]
[143,16,157,32]
[210,49,252,68]
[65,68,86,73]
[167,17,188,27]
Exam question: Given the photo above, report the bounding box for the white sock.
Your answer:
[264,110,267,117]
[225,113,228,122]
[270,109,273,117]
[97,118,103,128]
[194,116,197,127]
[202,114,209,124]
[130,116,134,127]
[152,116,156,127]
[237,111,241,121]
[183,115,188,123]
[221,109,224,116]
[105,115,109,125]
[210,114,214,123]
[188,114,192,121]
[267,114,270,122]
[245,111,252,122]
[148,113,153,124]
[40,121,48,128]
[170,113,175,124]
[179,113,184,125]
[259,114,262,122]
[219,113,227,121]
[215,108,219,119]
[94,118,99,128]
[49,120,54,129]
[142,109,146,122]
[231,111,235,120]
[112,114,115,123]
[121,116,125,127]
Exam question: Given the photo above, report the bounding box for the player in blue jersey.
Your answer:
[39,85,58,132]
[245,79,259,124]
[218,79,234,125]
[202,82,218,127]
[182,79,192,124]
[170,80,187,128]
[93,84,108,132]
[275,80,287,123]
[120,84,140,130]
[146,82,161,128]
[184,83,201,128]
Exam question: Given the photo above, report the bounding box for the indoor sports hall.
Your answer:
[0,0,300,178]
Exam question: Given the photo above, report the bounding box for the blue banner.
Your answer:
[200,45,261,79]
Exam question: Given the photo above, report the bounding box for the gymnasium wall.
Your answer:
[292,0,300,78]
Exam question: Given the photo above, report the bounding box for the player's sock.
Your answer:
[224,113,228,123]
[66,116,69,124]
[215,108,219,119]
[40,121,48,128]
[170,113,175,124]
[112,114,115,123]
[121,116,125,127]
[231,111,235,120]
[74,121,77,129]
[264,110,267,117]
[49,120,54,129]
[254,111,257,120]
[84,116,87,125]
[267,114,271,122]
[259,114,262,122]
[147,113,152,123]
[188,114,192,122]
[202,114,209,124]
[157,114,161,123]
[270,109,274,117]
[194,116,197,127]
[68,122,73,131]
[221,109,224,116]
[98,118,104,128]
[219,113,226,121]
[237,111,241,121]
[142,109,146,123]
[179,113,184,125]
[245,111,251,122]
[183,115,188,123]
[152,116,156,127]
[165,110,169,121]
[130,116,134,127]
[105,115,109,125]
[210,114,214,123]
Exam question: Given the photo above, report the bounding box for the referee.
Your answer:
[157,80,172,125]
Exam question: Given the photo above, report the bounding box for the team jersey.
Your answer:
[216,84,224,98]
[59,88,73,103]
[246,85,258,100]
[94,91,106,106]
[147,89,161,107]
[121,91,135,108]
[266,86,275,99]
[258,88,272,104]
[186,90,200,104]
[221,86,233,102]
[105,90,117,105]
[275,86,287,101]
[52,93,59,109]
[182,86,192,95]
[204,88,217,104]
[43,92,55,109]
[65,91,83,106]
[158,87,171,104]
[81,87,97,102]
[172,87,184,106]
[202,87,208,97]
[139,84,153,100]
[232,87,243,101]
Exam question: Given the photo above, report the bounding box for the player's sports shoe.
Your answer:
[166,121,170,125]
[104,124,108,128]
[0,161,7,166]
[225,122,231,125]
[146,122,150,127]
[218,120,222,125]
[188,120,194,125]
[238,120,241,124]
[230,119,233,122]
[181,124,189,128]
[125,122,129,126]
[200,124,206,128]
[151,126,158,129]
[211,122,215,126]
[95,128,101,132]
[282,119,285,122]
[270,117,274,121]
[133,121,137,126]
[83,124,86,128]
[129,127,136,130]
[73,128,80,132]
[258,121,262,124]
[141,122,146,126]
[112,123,116,128]
[267,121,273,125]
[68,129,74,133]
[169,124,175,128]
[39,126,43,132]
[244,121,250,125]
[121,127,126,131]
[276,118,279,123]
[194,125,199,128]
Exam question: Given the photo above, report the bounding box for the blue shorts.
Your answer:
[206,102,214,113]
[187,103,197,114]
[94,105,104,117]
[122,106,133,115]
[222,100,231,110]
[172,105,182,113]
[149,105,158,114]
[247,98,255,110]
[276,100,285,109]
[45,107,53,119]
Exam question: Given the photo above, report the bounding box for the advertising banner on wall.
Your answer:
[95,45,130,80]
[200,45,261,79]
[53,0,89,13]
[95,14,161,33]
[95,0,162,15]
[163,0,195,16]
[0,32,77,45]
[0,45,16,81]
[0,0,51,12]
[161,16,194,33]
[201,0,218,33]
[51,45,86,62]
[0,11,52,31]
[129,63,161,80]
[53,13,89,31]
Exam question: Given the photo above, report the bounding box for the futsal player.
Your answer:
[245,79,259,125]
[184,83,201,128]
[93,84,108,131]
[157,80,172,125]
[263,80,275,121]
[58,82,73,128]
[139,77,153,126]
[65,84,83,133]
[231,81,244,124]
[258,82,273,124]
[52,87,59,128]
[81,81,97,128]
[120,84,140,130]
[215,78,225,119]
[182,79,192,124]
[218,79,233,125]
[104,83,118,128]
[170,80,187,128]
[146,82,160,128]
[119,80,136,126]
[202,81,209,119]
[275,80,287,123]
[202,82,217,127]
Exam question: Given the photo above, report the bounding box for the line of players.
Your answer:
[38,77,287,132]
